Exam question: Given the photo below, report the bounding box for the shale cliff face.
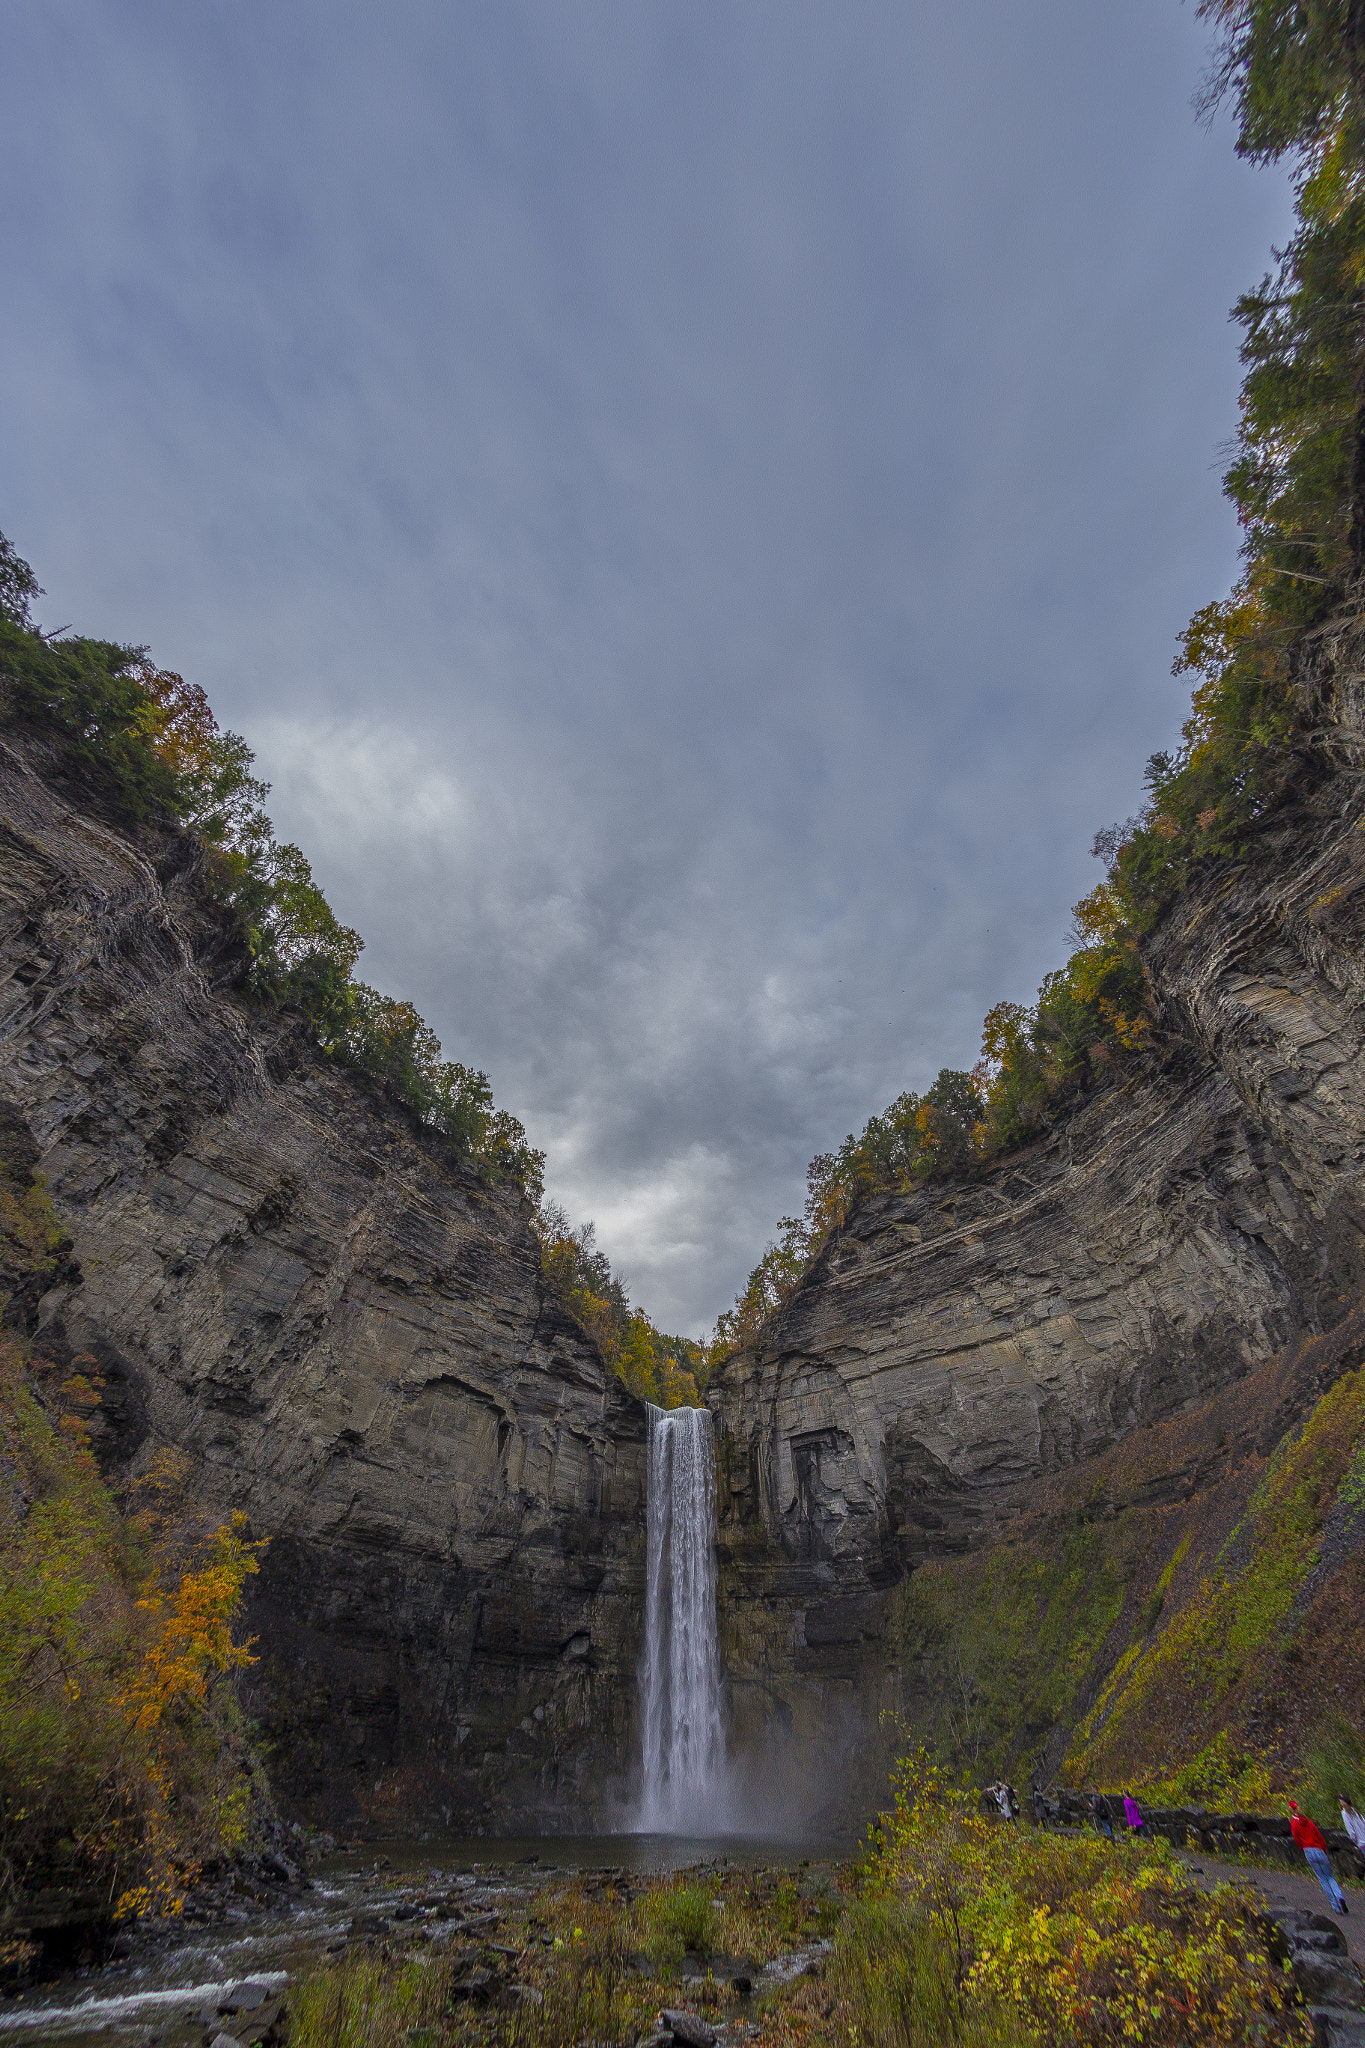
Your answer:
[0,732,648,1832]
[7,600,1365,1838]
[710,608,1365,1808]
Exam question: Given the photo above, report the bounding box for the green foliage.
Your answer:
[1298,1709,1365,1828]
[710,1069,996,1361]
[708,873,1156,1360]
[708,3,1365,1361]
[856,1748,1309,2047]
[0,531,543,1200]
[1135,1730,1275,1815]
[642,1882,718,1961]
[0,1354,270,1918]
[326,986,543,1196]
[708,913,1150,1362]
[291,1953,457,2048]
[887,1524,1133,1781]
[1106,3,1365,919]
[1069,1365,1365,1792]
[289,1810,1303,2048]
[0,534,42,631]
[532,1204,704,1404]
[0,620,185,823]
[830,1894,1022,2048]
[0,1133,272,1920]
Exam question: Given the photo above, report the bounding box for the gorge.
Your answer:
[4,581,1365,1860]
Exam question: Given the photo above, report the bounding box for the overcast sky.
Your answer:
[1,2,1290,1334]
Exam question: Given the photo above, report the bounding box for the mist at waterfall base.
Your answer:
[634,1402,814,1842]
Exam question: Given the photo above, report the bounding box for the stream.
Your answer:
[0,1834,848,2048]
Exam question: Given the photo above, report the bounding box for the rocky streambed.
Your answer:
[0,1837,846,2048]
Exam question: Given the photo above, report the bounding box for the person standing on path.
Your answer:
[1122,1793,1144,1836]
[1341,1796,1365,1869]
[1091,1794,1114,1840]
[1289,1801,1350,1914]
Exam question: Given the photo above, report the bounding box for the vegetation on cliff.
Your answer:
[532,1203,706,1407]
[0,1127,269,1933]
[0,537,543,1200]
[881,1308,1365,1826]
[0,531,708,1408]
[712,0,1365,1362]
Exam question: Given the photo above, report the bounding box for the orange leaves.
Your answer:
[121,1513,265,1736]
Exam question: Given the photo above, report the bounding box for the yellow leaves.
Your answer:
[1070,881,1125,948]
[1173,590,1267,683]
[1097,998,1151,1052]
[861,1749,1305,2044]
[127,1447,194,1537]
[980,1000,1030,1073]
[121,1513,265,1735]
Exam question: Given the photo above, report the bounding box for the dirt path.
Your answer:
[1179,1849,1364,1963]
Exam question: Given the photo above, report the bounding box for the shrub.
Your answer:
[643,1882,718,1960]
[1298,1710,1365,1833]
[0,1351,269,1917]
[858,1749,1308,2046]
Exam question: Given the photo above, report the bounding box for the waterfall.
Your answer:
[637,1402,726,1832]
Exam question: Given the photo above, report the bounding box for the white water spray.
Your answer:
[637,1402,726,1832]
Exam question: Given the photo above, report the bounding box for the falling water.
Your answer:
[637,1402,726,1832]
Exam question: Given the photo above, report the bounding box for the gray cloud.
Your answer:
[0,0,1291,1330]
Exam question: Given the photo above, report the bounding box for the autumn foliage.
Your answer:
[0,1347,268,1924]
[0,578,543,1200]
[713,1,1365,1364]
[851,1749,1308,2046]
[533,1204,705,1407]
[0,1376,268,1922]
[0,1140,268,1924]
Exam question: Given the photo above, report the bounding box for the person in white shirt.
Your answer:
[1340,1797,1365,1859]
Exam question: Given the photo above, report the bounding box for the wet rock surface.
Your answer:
[0,1844,837,2048]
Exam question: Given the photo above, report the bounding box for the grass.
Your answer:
[285,1756,1311,2048]
[641,1882,718,1962]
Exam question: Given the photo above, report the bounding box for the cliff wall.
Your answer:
[8,599,1365,1838]
[0,731,648,1833]
[710,606,1365,1812]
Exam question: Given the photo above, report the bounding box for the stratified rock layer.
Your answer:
[709,608,1365,1811]
[0,732,647,1830]
[6,603,1365,1834]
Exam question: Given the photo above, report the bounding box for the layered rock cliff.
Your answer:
[6,599,1365,1837]
[0,729,648,1832]
[709,604,1365,1810]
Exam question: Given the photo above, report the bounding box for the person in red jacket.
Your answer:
[1289,1801,1349,1914]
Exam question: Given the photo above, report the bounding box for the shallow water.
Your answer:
[0,1832,851,2046]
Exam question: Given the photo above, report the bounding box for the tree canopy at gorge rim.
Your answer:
[0,539,542,1197]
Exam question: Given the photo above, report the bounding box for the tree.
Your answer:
[0,533,42,630]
